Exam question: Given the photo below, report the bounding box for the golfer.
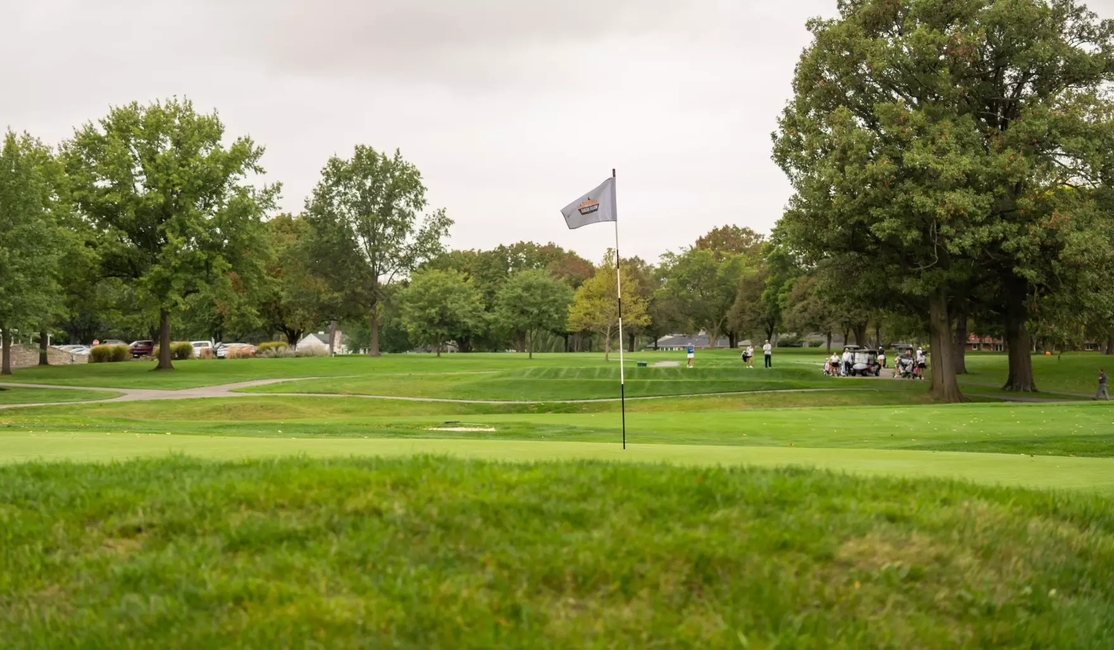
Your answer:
[763,339,773,368]
[1096,368,1108,401]
[746,344,755,368]
[686,344,695,369]
[878,348,886,368]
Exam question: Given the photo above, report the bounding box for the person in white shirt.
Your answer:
[763,340,773,368]
[841,349,852,376]
[878,348,886,368]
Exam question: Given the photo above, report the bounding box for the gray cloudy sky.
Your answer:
[4,1,865,262]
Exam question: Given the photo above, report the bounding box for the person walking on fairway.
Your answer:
[686,344,695,369]
[1096,368,1109,401]
[763,339,773,368]
[746,344,755,368]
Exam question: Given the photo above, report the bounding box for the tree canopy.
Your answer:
[305,146,451,356]
[65,98,275,370]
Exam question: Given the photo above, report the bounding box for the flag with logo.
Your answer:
[560,177,616,230]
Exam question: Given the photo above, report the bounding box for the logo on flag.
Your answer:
[577,199,600,216]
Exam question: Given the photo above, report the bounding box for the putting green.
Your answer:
[3,432,1111,495]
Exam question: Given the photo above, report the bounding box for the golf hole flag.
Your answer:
[561,177,617,230]
[559,171,628,449]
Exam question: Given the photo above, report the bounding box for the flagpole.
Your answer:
[612,168,626,450]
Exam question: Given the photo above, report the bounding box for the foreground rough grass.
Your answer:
[2,457,1112,648]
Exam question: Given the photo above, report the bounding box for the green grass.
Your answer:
[5,396,1114,457]
[2,431,1113,494]
[2,457,1112,648]
[0,386,120,405]
[958,351,1109,395]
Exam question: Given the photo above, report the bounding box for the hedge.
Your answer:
[256,342,289,354]
[90,344,128,363]
[152,342,195,360]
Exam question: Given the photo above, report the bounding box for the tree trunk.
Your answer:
[825,331,832,354]
[852,323,868,347]
[603,326,611,362]
[528,331,534,360]
[155,309,174,371]
[283,329,302,347]
[38,330,49,366]
[369,310,381,357]
[953,311,968,375]
[628,331,636,353]
[873,324,881,348]
[841,327,850,348]
[1,328,11,376]
[564,333,570,353]
[327,320,337,355]
[1001,281,1037,392]
[928,289,963,402]
[728,332,737,349]
[1105,335,1114,355]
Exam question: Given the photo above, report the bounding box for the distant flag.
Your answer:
[559,170,628,449]
[560,176,617,230]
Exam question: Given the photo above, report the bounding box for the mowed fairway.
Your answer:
[2,351,1113,646]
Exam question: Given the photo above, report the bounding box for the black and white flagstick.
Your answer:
[611,168,626,450]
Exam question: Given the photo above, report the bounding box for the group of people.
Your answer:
[737,340,773,368]
[822,345,927,378]
[684,340,774,369]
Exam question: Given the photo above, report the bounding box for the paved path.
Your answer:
[0,379,881,409]
[1,377,1082,410]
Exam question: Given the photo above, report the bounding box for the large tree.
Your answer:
[0,131,63,375]
[695,225,765,261]
[398,269,484,357]
[658,248,747,348]
[305,146,451,356]
[493,269,573,359]
[66,98,275,370]
[260,214,334,345]
[568,252,650,361]
[773,0,1114,400]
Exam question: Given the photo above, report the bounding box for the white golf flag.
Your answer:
[560,177,616,230]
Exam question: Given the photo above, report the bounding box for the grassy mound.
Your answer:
[2,457,1112,648]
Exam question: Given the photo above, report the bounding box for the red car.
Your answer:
[128,340,154,358]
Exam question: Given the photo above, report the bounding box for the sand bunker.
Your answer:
[651,361,681,368]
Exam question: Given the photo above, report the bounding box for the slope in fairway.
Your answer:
[3,432,1112,494]
[3,457,1112,648]
[0,386,120,405]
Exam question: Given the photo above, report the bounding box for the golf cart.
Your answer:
[844,345,881,377]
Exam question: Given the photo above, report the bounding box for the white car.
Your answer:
[191,340,214,355]
[58,345,90,356]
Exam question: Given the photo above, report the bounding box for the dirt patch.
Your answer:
[427,427,496,432]
[651,361,681,368]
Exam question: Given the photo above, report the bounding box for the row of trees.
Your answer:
[4,96,822,374]
[772,0,1114,401]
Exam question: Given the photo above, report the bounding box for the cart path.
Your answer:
[0,377,1075,410]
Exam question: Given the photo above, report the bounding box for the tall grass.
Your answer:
[1,457,1111,648]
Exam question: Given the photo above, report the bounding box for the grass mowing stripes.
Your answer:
[1,457,1112,648]
[2,433,1113,494]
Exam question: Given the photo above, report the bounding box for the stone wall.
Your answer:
[3,344,89,370]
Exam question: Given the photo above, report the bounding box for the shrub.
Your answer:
[198,348,216,360]
[90,344,128,363]
[256,341,289,355]
[152,342,195,360]
[226,346,255,359]
[295,347,330,358]
[172,342,194,360]
[259,346,296,359]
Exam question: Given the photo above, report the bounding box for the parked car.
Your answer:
[102,339,126,346]
[216,343,255,359]
[57,345,90,356]
[191,340,214,356]
[128,340,155,358]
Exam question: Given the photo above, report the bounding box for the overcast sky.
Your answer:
[1,0,971,263]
